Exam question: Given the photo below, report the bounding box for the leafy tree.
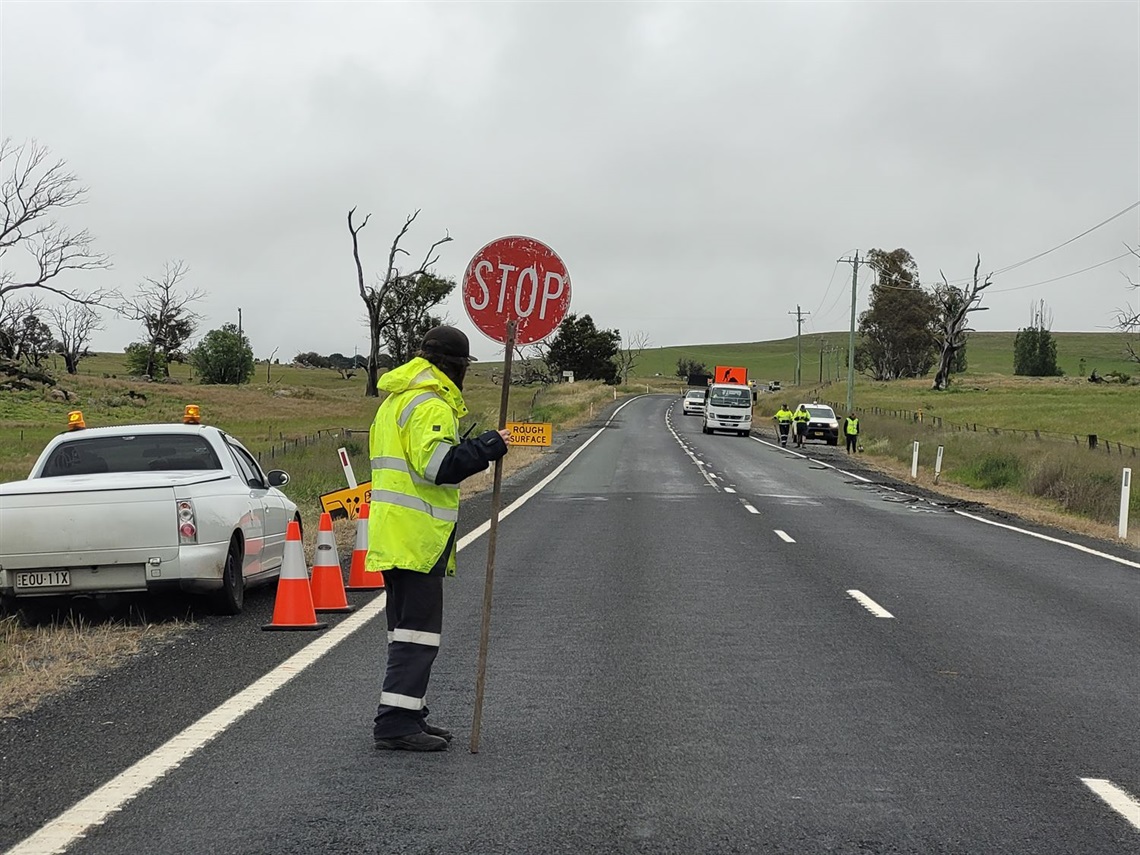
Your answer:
[546,313,620,384]
[294,351,332,369]
[0,296,56,366]
[125,341,167,377]
[855,248,938,380]
[675,357,711,381]
[192,324,254,385]
[1013,300,1062,377]
[381,272,454,365]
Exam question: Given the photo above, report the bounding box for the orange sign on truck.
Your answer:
[714,365,748,385]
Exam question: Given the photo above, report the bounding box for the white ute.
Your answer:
[0,408,297,615]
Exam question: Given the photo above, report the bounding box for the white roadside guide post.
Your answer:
[337,447,357,488]
[462,235,571,754]
[911,441,920,480]
[934,445,945,485]
[1121,468,1132,540]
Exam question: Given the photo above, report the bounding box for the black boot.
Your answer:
[374,731,449,751]
[422,722,453,742]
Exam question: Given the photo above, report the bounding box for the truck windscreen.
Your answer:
[709,388,751,408]
[41,435,222,477]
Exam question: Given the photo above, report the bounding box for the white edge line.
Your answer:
[953,510,1140,569]
[8,395,649,855]
[1081,778,1140,830]
[664,407,720,492]
[846,589,894,619]
[774,530,796,543]
[749,436,874,484]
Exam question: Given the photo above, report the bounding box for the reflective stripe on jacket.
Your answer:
[366,357,468,576]
[775,408,794,424]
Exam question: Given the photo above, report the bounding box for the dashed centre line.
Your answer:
[743,503,760,515]
[847,589,895,619]
[774,530,796,543]
[1081,778,1140,830]
[723,487,737,494]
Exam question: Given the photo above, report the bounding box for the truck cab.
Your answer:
[702,383,754,436]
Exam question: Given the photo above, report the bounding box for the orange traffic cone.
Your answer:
[345,501,383,591]
[311,512,354,613]
[262,520,328,632]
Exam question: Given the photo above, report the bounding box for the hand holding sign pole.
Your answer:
[464,236,570,753]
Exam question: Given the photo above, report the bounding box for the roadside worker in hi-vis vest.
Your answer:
[774,405,793,447]
[367,325,510,752]
[845,413,860,454]
[793,404,810,448]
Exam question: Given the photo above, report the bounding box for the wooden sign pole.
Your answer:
[470,320,516,753]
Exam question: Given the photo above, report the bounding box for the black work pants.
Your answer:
[846,433,858,453]
[778,423,790,445]
[373,566,444,739]
[795,423,806,446]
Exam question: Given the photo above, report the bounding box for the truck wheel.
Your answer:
[211,538,245,616]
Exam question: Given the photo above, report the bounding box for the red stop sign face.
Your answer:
[462,236,571,345]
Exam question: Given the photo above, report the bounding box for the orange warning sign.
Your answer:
[714,365,748,384]
[506,421,553,447]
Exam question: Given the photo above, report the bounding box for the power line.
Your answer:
[990,201,1139,277]
[990,250,1136,294]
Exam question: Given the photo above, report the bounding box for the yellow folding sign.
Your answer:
[506,422,553,447]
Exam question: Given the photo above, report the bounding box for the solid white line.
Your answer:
[954,510,1140,569]
[846,589,894,618]
[5,594,388,855]
[774,530,796,543]
[743,503,760,515]
[723,487,737,494]
[664,407,719,492]
[1081,778,1140,830]
[7,396,649,855]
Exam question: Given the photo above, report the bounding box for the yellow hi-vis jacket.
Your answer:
[793,407,810,424]
[366,357,468,576]
[845,416,859,435]
[775,408,794,424]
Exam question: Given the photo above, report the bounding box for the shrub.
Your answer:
[958,453,1022,489]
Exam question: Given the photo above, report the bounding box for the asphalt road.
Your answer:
[2,395,1138,854]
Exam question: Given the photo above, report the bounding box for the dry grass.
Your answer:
[0,613,189,719]
[853,451,1140,549]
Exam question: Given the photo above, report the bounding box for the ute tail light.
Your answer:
[177,500,198,543]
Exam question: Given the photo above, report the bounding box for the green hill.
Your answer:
[635,331,1138,384]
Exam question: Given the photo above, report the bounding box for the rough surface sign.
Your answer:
[462,236,571,345]
[505,421,553,447]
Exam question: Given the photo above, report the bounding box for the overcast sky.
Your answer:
[2,1,1138,362]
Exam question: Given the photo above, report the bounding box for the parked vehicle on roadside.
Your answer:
[0,407,297,617]
[702,383,753,436]
[796,402,841,445]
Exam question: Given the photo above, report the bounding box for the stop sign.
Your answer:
[462,236,571,345]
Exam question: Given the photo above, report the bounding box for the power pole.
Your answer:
[238,307,243,337]
[788,305,809,386]
[837,252,872,414]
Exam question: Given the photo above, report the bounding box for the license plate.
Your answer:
[15,570,71,589]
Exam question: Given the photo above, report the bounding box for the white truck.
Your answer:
[0,414,298,616]
[701,383,754,436]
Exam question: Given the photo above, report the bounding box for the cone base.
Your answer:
[314,605,356,613]
[261,621,329,632]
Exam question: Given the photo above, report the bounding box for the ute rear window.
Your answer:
[40,435,222,477]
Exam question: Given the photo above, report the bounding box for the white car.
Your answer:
[681,389,707,416]
[0,410,297,616]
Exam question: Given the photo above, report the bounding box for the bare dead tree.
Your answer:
[348,207,452,396]
[0,294,51,363]
[47,301,103,374]
[513,341,555,385]
[121,260,204,377]
[931,255,991,390]
[1115,243,1140,364]
[615,330,651,386]
[1,139,113,306]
